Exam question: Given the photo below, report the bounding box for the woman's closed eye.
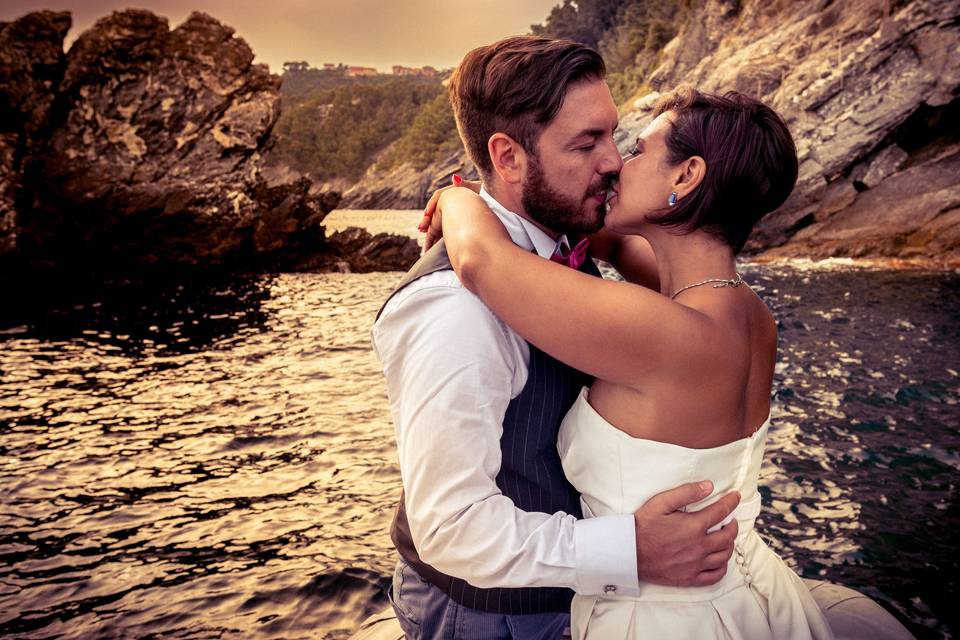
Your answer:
[627,137,643,157]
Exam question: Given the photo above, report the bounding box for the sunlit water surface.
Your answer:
[1,210,958,639]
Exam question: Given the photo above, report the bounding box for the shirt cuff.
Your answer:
[573,514,640,597]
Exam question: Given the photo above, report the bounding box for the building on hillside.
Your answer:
[323,63,337,70]
[346,66,378,77]
[392,65,439,77]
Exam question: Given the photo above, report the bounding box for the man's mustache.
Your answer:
[590,172,619,195]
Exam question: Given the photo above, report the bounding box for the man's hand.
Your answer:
[634,481,740,587]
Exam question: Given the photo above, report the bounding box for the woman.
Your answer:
[422,88,834,639]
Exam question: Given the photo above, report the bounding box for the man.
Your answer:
[371,36,740,639]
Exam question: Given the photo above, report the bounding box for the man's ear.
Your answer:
[674,156,706,199]
[488,133,527,185]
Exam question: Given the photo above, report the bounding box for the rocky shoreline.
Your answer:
[0,10,419,277]
[342,0,960,265]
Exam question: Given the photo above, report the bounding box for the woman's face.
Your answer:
[605,111,680,235]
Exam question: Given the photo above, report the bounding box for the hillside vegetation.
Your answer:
[269,1,681,186]
[269,72,443,181]
[532,0,697,103]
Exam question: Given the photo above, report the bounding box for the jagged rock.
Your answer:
[341,150,478,210]
[325,226,421,272]
[763,143,960,260]
[622,0,960,262]
[21,9,287,268]
[0,9,411,274]
[860,144,909,189]
[0,10,71,257]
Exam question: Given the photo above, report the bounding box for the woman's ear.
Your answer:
[488,133,527,185]
[674,156,706,199]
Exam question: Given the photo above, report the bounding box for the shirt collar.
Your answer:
[478,187,569,259]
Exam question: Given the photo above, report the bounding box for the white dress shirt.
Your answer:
[371,188,639,596]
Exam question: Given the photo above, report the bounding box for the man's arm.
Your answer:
[373,275,638,593]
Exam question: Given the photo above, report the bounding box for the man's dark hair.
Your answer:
[448,35,606,180]
[650,87,799,253]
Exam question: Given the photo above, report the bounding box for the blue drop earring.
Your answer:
[668,192,678,207]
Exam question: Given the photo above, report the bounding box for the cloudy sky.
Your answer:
[2,1,561,73]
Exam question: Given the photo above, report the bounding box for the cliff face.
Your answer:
[345,0,959,263]
[0,10,417,274]
[621,0,960,262]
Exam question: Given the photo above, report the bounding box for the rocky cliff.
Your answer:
[0,10,418,275]
[344,0,959,264]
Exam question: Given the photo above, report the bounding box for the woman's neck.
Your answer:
[644,227,736,299]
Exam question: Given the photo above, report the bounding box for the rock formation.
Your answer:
[0,10,71,258]
[620,0,960,263]
[0,9,417,274]
[343,0,959,264]
[340,151,478,210]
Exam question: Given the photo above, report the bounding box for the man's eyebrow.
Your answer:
[571,128,608,140]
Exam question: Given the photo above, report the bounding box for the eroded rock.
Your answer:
[1,9,416,274]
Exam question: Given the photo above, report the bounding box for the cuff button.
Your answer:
[603,585,617,594]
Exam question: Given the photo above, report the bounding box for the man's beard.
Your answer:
[520,155,614,236]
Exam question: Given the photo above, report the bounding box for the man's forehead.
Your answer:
[548,79,619,136]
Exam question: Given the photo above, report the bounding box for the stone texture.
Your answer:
[0,9,417,274]
[0,10,71,258]
[763,143,960,261]
[340,150,479,210]
[620,0,960,262]
[325,227,422,272]
[860,144,909,188]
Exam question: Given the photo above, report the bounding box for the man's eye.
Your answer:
[578,144,596,152]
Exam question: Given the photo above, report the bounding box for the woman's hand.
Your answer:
[419,175,481,252]
[434,186,512,292]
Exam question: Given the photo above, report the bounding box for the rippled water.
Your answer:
[1,210,958,639]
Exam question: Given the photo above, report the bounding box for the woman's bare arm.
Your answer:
[438,188,726,387]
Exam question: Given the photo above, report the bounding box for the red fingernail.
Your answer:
[453,174,463,185]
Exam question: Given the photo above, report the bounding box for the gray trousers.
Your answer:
[389,559,571,640]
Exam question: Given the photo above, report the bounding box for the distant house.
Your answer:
[392,65,439,77]
[346,66,378,77]
[323,63,337,70]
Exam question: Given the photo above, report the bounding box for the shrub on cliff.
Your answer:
[270,78,444,180]
[383,92,461,171]
[533,0,697,103]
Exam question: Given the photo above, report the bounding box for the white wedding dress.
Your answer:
[558,387,834,640]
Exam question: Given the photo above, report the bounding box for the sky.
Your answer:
[2,0,562,73]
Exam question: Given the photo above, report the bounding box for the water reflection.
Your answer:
[747,264,960,638]
[1,255,958,638]
[1,273,402,639]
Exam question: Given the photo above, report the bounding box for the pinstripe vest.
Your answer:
[376,240,598,614]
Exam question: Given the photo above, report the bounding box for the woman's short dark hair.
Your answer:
[448,36,606,180]
[650,87,798,253]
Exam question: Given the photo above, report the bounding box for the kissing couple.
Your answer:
[371,35,912,640]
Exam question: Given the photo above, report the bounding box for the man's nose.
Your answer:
[599,138,623,175]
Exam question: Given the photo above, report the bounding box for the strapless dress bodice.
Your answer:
[558,386,768,523]
[557,387,833,639]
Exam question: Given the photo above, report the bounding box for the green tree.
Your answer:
[384,92,461,171]
[271,78,445,180]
